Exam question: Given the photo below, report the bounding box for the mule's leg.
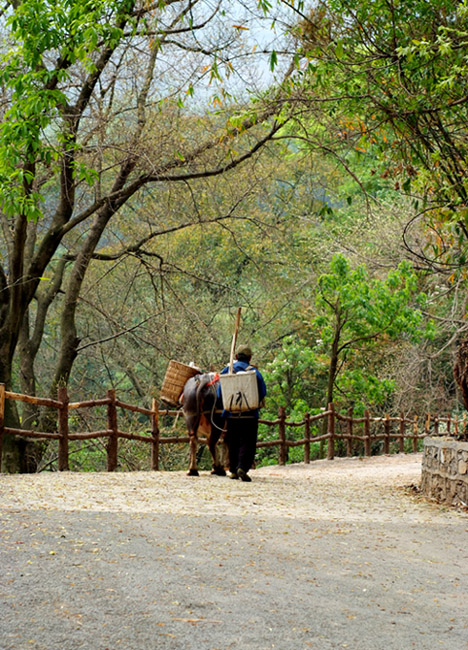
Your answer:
[188,433,199,476]
[218,430,229,473]
[185,414,200,476]
[209,420,226,476]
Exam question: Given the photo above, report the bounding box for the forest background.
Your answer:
[1,0,468,473]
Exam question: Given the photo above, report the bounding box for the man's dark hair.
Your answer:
[236,353,251,363]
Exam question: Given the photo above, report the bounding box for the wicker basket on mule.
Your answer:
[160,360,201,406]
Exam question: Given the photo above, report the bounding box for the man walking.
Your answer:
[218,344,267,482]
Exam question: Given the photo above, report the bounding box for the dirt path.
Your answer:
[1,454,467,649]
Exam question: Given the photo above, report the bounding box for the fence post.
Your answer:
[383,414,390,455]
[327,402,335,461]
[107,389,118,472]
[434,414,439,436]
[364,410,371,456]
[346,406,353,457]
[399,413,405,452]
[304,412,310,464]
[57,386,69,471]
[446,414,451,436]
[151,398,160,471]
[425,413,431,439]
[412,416,419,453]
[278,406,287,465]
[0,384,4,472]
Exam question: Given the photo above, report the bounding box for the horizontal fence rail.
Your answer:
[0,384,463,472]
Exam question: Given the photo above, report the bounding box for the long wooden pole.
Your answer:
[229,307,242,373]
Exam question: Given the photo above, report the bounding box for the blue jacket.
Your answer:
[217,360,267,418]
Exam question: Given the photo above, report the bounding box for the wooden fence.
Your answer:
[0,385,462,472]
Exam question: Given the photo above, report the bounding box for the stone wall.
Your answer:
[421,437,468,506]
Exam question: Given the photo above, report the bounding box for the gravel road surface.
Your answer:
[1,454,467,650]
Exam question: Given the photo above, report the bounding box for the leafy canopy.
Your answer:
[314,254,429,346]
[293,0,468,268]
[0,0,134,219]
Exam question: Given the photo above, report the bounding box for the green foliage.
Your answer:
[295,0,468,265]
[260,255,435,421]
[314,255,431,346]
[263,335,321,413]
[312,254,435,408]
[338,371,395,415]
[0,0,132,219]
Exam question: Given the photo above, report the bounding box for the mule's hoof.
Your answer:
[187,469,199,477]
[211,467,226,476]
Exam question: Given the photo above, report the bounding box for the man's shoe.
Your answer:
[229,471,238,479]
[237,468,252,482]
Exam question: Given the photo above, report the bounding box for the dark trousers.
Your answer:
[225,416,258,473]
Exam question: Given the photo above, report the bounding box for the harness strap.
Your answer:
[183,409,223,417]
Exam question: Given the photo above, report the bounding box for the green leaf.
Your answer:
[335,40,344,59]
[270,50,277,72]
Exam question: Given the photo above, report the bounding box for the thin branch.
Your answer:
[77,313,161,352]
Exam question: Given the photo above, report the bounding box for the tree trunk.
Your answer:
[19,312,39,428]
[454,338,468,409]
[320,315,342,455]
[0,342,24,473]
[17,316,47,472]
[454,338,468,440]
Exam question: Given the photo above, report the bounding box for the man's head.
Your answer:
[236,344,252,363]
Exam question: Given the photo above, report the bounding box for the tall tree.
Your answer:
[312,254,431,410]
